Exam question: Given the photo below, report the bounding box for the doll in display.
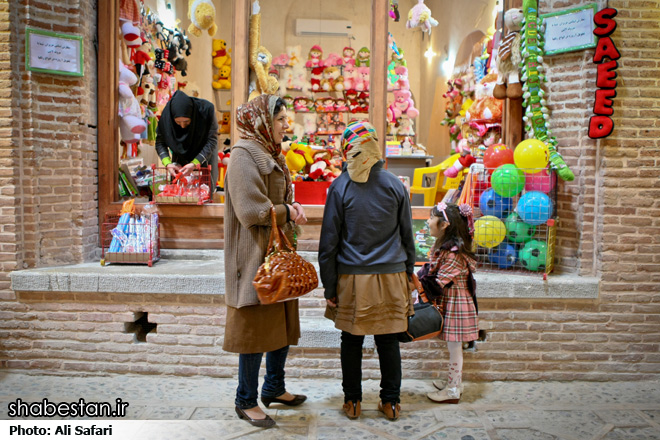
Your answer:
[342,64,357,91]
[323,97,336,112]
[342,46,356,66]
[334,98,349,112]
[493,8,524,100]
[355,47,371,67]
[306,45,323,68]
[314,98,325,113]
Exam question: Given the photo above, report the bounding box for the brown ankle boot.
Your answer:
[342,400,361,419]
[378,401,401,421]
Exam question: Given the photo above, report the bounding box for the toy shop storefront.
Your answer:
[102,0,563,267]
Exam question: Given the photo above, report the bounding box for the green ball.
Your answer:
[519,239,548,272]
[505,212,536,243]
[491,164,525,197]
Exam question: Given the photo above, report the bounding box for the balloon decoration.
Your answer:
[474,215,507,248]
[514,139,549,172]
[479,189,513,219]
[504,212,536,243]
[520,0,574,181]
[489,242,518,269]
[491,164,525,198]
[516,191,553,226]
[519,239,548,271]
[525,168,556,193]
[483,144,515,169]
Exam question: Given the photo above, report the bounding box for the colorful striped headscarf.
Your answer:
[340,120,382,183]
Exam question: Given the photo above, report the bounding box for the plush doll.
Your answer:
[310,66,324,92]
[285,145,307,174]
[212,65,231,89]
[355,47,371,67]
[248,1,279,100]
[444,138,476,178]
[303,114,317,135]
[322,97,336,112]
[387,89,419,122]
[118,61,147,144]
[293,96,312,112]
[272,52,289,67]
[358,92,370,113]
[334,98,349,112]
[212,39,232,69]
[321,66,344,92]
[406,0,438,35]
[282,94,294,110]
[286,45,302,67]
[466,73,503,121]
[391,48,406,68]
[389,0,400,21]
[219,111,231,134]
[398,117,415,136]
[323,52,343,67]
[342,47,356,66]
[132,39,152,78]
[342,64,357,90]
[346,90,360,113]
[188,0,217,37]
[168,33,188,76]
[291,64,309,92]
[305,45,323,68]
[308,154,329,180]
[493,8,524,100]
[355,66,370,92]
[394,66,409,90]
[314,98,325,113]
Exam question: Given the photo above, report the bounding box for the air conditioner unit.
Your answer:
[295,19,352,37]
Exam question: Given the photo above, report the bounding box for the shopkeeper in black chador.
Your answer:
[156,90,218,191]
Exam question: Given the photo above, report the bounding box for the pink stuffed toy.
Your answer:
[323,52,343,67]
[118,61,147,144]
[342,46,356,66]
[387,89,419,122]
[343,64,357,90]
[444,138,476,178]
[394,66,409,90]
[305,45,323,68]
[355,66,370,91]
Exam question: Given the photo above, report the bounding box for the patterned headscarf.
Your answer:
[341,120,382,183]
[235,94,292,201]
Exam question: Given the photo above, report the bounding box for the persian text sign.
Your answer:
[26,28,84,77]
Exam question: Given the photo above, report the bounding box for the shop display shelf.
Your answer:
[100,213,160,267]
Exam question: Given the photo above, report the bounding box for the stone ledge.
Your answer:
[298,317,374,349]
[10,251,599,299]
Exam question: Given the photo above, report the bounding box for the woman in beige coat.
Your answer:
[223,95,307,429]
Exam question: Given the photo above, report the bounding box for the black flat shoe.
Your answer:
[235,406,276,428]
[261,394,307,408]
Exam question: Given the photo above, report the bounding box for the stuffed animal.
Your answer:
[493,8,524,100]
[305,45,323,68]
[334,98,348,112]
[219,111,230,134]
[212,39,232,69]
[212,65,231,89]
[355,66,370,91]
[118,61,147,144]
[286,45,302,67]
[406,0,438,35]
[346,90,360,113]
[272,52,289,67]
[293,96,312,112]
[355,47,371,67]
[188,0,217,37]
[321,66,344,92]
[398,117,415,136]
[387,89,419,122]
[342,64,357,90]
[132,39,152,78]
[310,66,324,92]
[444,138,476,178]
[466,73,503,121]
[323,52,343,67]
[358,92,369,113]
[394,66,409,90]
[248,1,278,100]
[342,46,356,66]
[303,113,317,135]
[168,33,189,76]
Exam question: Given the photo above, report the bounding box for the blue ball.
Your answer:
[479,189,513,219]
[516,191,553,226]
[489,242,518,269]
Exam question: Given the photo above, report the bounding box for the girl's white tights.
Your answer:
[447,341,463,388]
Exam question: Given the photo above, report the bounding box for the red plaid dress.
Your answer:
[429,248,478,342]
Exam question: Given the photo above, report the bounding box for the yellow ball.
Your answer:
[514,139,549,173]
[474,215,507,248]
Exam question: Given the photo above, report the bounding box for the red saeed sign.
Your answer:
[588,8,619,139]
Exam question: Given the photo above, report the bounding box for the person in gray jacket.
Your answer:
[319,120,416,421]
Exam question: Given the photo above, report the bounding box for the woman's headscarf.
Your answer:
[159,90,215,163]
[340,120,382,183]
[235,94,292,201]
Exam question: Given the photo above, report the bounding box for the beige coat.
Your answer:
[223,139,294,309]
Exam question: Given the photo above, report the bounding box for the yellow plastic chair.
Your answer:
[409,153,461,206]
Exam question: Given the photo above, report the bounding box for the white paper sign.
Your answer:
[543,7,596,55]
[28,31,82,75]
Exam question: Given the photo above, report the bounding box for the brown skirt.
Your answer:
[222,300,300,354]
[325,272,413,336]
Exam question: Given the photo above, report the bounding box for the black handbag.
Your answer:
[398,273,444,343]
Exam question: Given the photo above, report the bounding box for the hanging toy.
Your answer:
[389,0,400,22]
[406,0,438,35]
[520,0,574,181]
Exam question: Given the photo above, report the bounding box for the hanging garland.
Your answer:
[520,0,575,182]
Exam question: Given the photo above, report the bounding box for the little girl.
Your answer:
[423,202,479,404]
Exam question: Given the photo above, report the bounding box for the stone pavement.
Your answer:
[1,370,659,439]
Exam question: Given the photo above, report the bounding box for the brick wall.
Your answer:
[1,0,659,381]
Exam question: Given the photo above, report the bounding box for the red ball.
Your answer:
[483,144,515,169]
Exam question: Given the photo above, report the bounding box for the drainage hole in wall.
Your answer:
[124,312,157,343]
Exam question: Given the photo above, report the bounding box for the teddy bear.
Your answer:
[248,1,278,100]
[218,111,230,134]
[406,0,438,35]
[188,0,217,37]
[272,52,288,67]
[342,64,357,90]
[212,39,232,69]
[398,117,415,136]
[394,66,409,90]
[321,66,344,92]
[355,66,370,92]
[305,45,323,68]
[118,61,147,144]
[493,8,524,100]
[323,52,343,67]
[466,73,503,121]
[212,65,231,89]
[387,89,419,122]
[355,47,371,67]
[342,46,356,66]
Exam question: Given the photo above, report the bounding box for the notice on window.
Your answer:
[27,28,83,76]
[542,6,596,56]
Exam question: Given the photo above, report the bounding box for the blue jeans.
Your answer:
[235,345,289,409]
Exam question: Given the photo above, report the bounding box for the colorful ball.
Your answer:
[479,189,513,219]
[504,212,536,243]
[514,139,549,173]
[519,239,548,271]
[491,164,525,198]
[489,242,518,269]
[474,215,506,249]
[524,168,557,193]
[472,174,491,208]
[483,144,515,169]
[516,191,553,226]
